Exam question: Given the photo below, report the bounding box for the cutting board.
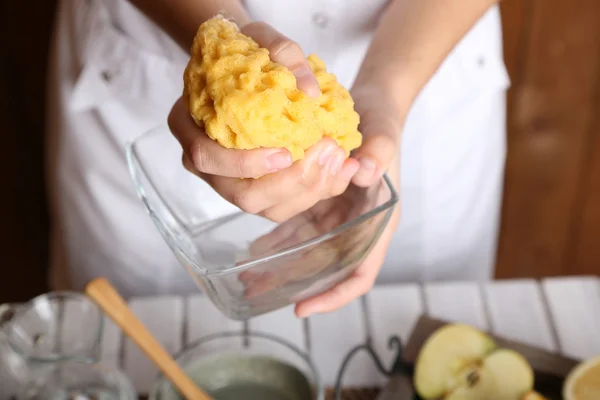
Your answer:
[401,315,580,400]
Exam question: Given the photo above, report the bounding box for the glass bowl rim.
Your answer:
[148,330,325,400]
[125,126,400,276]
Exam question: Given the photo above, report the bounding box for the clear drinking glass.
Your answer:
[21,359,137,400]
[126,126,399,320]
[0,292,104,362]
[0,292,105,396]
[0,313,29,398]
[149,331,323,400]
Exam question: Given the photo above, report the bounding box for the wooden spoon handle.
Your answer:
[85,277,211,400]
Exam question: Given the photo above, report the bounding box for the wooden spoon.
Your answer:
[85,277,212,400]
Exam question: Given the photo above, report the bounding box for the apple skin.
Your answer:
[414,324,497,399]
[414,324,534,400]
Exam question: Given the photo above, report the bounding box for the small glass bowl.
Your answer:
[149,331,323,400]
[0,292,104,363]
[126,126,399,320]
[21,359,137,400]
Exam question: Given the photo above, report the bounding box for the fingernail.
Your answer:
[353,156,377,184]
[341,160,360,180]
[327,152,344,175]
[294,66,313,79]
[318,145,336,166]
[294,66,321,98]
[359,156,377,172]
[266,151,293,171]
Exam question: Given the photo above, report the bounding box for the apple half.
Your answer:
[414,324,534,400]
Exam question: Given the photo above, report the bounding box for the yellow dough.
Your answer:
[183,16,362,161]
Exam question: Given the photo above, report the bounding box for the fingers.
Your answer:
[294,277,369,318]
[293,209,398,318]
[351,134,397,187]
[169,98,293,178]
[241,22,321,98]
[248,217,308,257]
[350,88,403,187]
[202,139,358,219]
[294,255,381,318]
[170,95,360,224]
[258,158,358,222]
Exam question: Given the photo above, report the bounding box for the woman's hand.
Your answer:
[293,86,404,317]
[169,20,403,318]
[238,177,394,301]
[348,85,403,188]
[294,200,400,317]
[168,22,360,222]
[237,86,403,318]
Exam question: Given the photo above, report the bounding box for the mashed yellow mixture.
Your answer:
[183,16,362,161]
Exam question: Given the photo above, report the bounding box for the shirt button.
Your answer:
[312,12,329,29]
[101,70,113,82]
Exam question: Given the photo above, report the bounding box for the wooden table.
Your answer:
[96,276,600,396]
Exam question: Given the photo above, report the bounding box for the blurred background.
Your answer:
[1,0,598,303]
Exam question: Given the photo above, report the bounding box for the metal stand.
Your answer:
[333,335,415,400]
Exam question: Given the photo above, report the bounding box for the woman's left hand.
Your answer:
[232,83,403,317]
[293,85,403,317]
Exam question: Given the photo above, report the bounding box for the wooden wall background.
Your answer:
[0,0,598,303]
[496,0,600,278]
[0,0,57,303]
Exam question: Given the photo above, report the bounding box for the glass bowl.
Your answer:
[0,292,104,363]
[126,126,399,320]
[21,359,137,400]
[149,331,323,400]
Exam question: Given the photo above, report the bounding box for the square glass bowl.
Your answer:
[125,126,398,320]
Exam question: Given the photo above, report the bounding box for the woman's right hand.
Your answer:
[168,22,360,222]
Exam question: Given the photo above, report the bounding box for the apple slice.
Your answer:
[445,349,534,400]
[414,323,497,399]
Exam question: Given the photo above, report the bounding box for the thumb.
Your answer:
[351,135,397,187]
[350,103,402,187]
[242,22,321,98]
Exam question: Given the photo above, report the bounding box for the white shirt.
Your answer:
[47,0,510,298]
